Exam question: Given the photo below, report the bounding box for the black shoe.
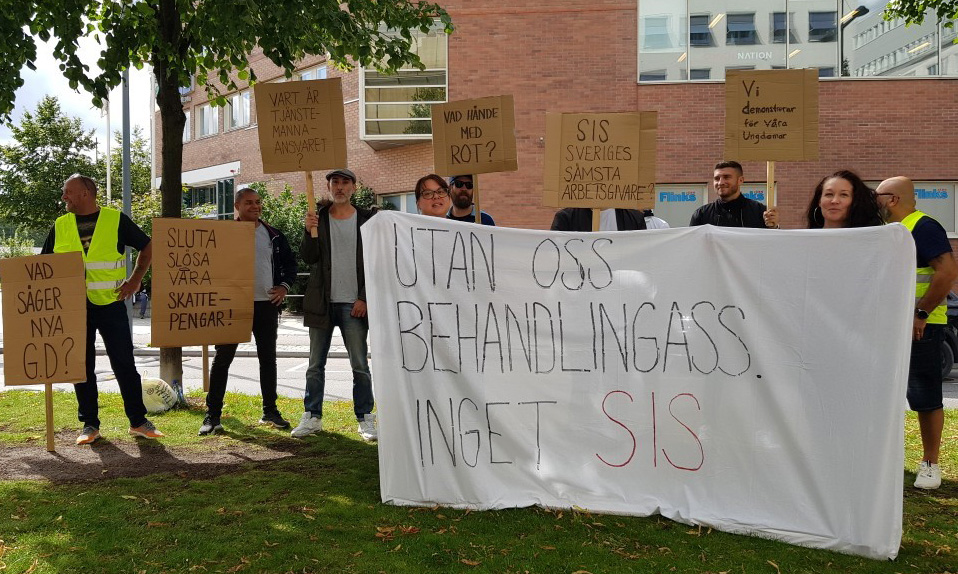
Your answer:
[259,411,290,429]
[198,414,223,436]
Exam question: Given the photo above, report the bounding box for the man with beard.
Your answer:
[447,174,495,225]
[876,176,957,490]
[292,168,378,442]
[689,161,778,228]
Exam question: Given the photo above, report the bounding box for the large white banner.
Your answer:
[364,212,915,559]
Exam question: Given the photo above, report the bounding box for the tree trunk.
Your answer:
[154,0,186,395]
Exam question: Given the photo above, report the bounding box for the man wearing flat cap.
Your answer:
[292,168,378,442]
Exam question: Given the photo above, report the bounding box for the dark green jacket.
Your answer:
[300,204,376,329]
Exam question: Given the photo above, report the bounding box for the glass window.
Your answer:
[382,192,418,214]
[727,13,758,45]
[771,12,798,43]
[808,11,837,42]
[298,66,328,81]
[915,182,956,232]
[644,16,673,49]
[225,91,250,130]
[654,184,707,228]
[360,21,447,141]
[690,14,714,46]
[818,67,835,77]
[182,111,191,143]
[196,103,218,138]
[690,68,711,80]
[639,70,669,81]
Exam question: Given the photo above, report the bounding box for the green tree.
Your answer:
[0,0,452,382]
[885,1,958,30]
[94,126,153,202]
[0,95,97,230]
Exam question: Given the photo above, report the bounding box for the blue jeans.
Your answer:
[305,303,373,421]
[77,301,148,428]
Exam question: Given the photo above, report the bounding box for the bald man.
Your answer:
[877,176,958,490]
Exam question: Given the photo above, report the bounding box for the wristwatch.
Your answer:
[915,308,930,320]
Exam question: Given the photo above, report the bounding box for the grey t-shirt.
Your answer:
[329,212,359,303]
[254,223,273,301]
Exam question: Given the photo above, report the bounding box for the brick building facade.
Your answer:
[156,0,958,231]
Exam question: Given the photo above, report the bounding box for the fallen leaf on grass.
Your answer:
[147,522,170,528]
[352,551,363,557]
[263,541,279,547]
[767,560,781,574]
[400,525,420,535]
[540,546,556,551]
[302,514,315,520]
[388,544,402,553]
[572,571,594,574]
[121,495,138,500]
[23,558,39,574]
[460,559,481,566]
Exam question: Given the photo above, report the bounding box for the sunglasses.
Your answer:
[452,180,474,190]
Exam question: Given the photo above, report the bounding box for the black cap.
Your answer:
[326,168,356,183]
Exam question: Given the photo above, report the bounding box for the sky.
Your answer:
[0,35,154,159]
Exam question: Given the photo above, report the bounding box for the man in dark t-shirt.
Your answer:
[42,174,161,445]
[446,175,495,225]
[877,176,958,490]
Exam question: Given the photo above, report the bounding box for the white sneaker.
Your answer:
[290,413,322,438]
[914,461,942,490]
[358,414,378,442]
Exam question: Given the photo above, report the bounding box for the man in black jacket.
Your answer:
[689,161,778,228]
[292,168,378,441]
[199,187,298,435]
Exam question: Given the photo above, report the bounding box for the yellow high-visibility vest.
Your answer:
[54,208,126,306]
[902,210,947,325]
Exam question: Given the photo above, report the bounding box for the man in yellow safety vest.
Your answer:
[41,174,163,445]
[877,176,958,490]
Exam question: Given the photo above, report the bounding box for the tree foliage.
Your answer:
[95,126,153,202]
[885,1,958,28]
[0,0,451,377]
[0,95,97,230]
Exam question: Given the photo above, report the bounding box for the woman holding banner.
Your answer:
[415,174,452,217]
[805,170,883,229]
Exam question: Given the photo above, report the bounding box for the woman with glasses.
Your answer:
[805,170,883,229]
[415,174,452,217]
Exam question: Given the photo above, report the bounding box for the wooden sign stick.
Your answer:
[592,208,601,232]
[767,161,777,207]
[473,174,482,224]
[305,171,318,238]
[202,345,210,393]
[45,383,55,452]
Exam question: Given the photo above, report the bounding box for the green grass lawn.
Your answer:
[0,389,955,574]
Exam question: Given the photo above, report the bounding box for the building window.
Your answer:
[183,111,191,143]
[643,16,673,49]
[690,68,711,80]
[690,14,713,47]
[196,103,218,138]
[360,21,447,140]
[382,192,418,214]
[771,12,797,44]
[639,70,668,81]
[808,11,837,43]
[298,66,327,81]
[183,179,235,219]
[226,91,250,130]
[727,13,758,46]
[818,67,835,77]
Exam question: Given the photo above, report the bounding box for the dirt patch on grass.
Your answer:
[0,432,304,483]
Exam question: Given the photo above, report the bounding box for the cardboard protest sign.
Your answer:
[254,78,347,173]
[0,253,86,385]
[431,95,518,175]
[543,112,657,209]
[725,69,819,161]
[151,219,254,347]
[365,212,914,560]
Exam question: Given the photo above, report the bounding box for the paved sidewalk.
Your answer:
[0,310,330,360]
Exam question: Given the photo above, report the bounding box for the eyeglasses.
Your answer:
[420,189,449,200]
[875,192,897,199]
[452,180,474,190]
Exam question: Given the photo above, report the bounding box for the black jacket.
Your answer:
[689,195,767,228]
[300,204,377,330]
[550,208,648,231]
[260,219,298,292]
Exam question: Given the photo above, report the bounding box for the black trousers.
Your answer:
[77,301,148,428]
[206,301,280,417]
